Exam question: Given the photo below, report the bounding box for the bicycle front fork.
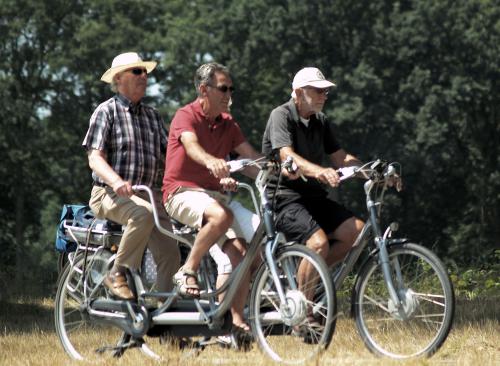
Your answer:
[263,233,291,311]
[376,225,408,318]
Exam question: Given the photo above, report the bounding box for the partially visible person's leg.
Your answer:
[89,186,156,299]
[186,202,232,270]
[228,199,262,269]
[275,201,329,258]
[146,190,181,292]
[218,238,251,330]
[165,190,233,296]
[209,207,260,331]
[306,198,364,267]
[275,201,328,305]
[228,200,260,243]
[325,217,364,266]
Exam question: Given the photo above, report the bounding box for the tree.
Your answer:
[1,0,498,296]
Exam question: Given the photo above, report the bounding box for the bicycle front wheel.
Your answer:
[54,250,126,360]
[354,242,455,358]
[249,244,336,364]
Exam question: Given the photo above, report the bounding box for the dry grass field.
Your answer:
[0,296,498,366]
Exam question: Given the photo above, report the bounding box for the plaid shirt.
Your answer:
[82,94,167,188]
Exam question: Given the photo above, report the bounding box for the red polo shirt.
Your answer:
[162,100,246,203]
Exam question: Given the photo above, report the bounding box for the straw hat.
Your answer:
[101,52,157,83]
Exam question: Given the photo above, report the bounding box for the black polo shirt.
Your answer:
[262,99,341,199]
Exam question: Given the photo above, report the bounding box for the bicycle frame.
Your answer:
[56,157,341,364]
[83,162,295,330]
[332,163,406,313]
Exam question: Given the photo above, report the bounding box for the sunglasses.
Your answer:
[304,87,329,96]
[209,84,235,93]
[129,68,148,76]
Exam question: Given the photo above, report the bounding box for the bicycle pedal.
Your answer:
[215,335,234,348]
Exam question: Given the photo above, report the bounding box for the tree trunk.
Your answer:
[15,185,24,286]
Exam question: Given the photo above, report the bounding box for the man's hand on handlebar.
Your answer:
[387,174,403,191]
[112,179,133,197]
[315,167,340,187]
[206,158,230,179]
[220,177,238,192]
[281,156,304,181]
[282,168,301,180]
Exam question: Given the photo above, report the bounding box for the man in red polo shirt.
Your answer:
[162,62,260,334]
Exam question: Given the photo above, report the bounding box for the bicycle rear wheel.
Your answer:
[249,244,336,364]
[54,250,127,360]
[354,242,454,358]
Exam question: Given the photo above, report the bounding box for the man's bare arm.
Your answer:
[87,149,132,197]
[279,146,341,187]
[180,131,229,178]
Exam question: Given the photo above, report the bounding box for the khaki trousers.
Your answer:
[89,186,180,292]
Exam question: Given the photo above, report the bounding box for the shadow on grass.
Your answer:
[0,299,55,334]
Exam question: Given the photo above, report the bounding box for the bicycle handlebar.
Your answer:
[339,160,403,193]
[227,158,254,173]
[130,158,400,241]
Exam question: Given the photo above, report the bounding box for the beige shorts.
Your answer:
[164,188,247,248]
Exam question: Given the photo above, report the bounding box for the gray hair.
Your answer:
[110,78,118,93]
[194,62,230,96]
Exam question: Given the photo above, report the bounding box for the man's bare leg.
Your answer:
[181,202,233,296]
[216,238,250,330]
[297,229,329,303]
[326,217,364,266]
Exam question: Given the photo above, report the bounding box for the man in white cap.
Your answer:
[262,67,364,270]
[83,52,180,300]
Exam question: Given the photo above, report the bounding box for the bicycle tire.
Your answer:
[57,251,68,276]
[54,250,126,360]
[249,244,336,364]
[353,242,455,358]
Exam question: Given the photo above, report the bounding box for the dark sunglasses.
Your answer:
[129,68,148,76]
[210,84,235,93]
[305,87,329,96]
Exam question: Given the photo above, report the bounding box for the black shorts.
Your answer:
[275,196,354,244]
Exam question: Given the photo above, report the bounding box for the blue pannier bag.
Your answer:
[55,204,123,253]
[55,204,93,253]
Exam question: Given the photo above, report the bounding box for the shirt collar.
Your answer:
[116,93,142,114]
[287,98,301,123]
[287,98,319,126]
[192,99,227,126]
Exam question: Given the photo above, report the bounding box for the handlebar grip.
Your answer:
[227,159,253,173]
[283,156,298,174]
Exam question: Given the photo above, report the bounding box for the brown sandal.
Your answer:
[103,271,134,300]
[173,267,200,298]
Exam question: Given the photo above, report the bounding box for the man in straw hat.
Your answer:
[262,66,364,271]
[83,52,180,300]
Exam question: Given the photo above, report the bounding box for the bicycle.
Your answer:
[54,158,337,364]
[324,159,455,358]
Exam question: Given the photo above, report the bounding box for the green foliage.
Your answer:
[0,0,498,294]
[450,250,500,299]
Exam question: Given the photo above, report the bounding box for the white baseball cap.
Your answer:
[101,52,157,83]
[292,67,336,90]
